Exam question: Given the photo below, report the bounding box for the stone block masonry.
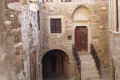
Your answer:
[0,0,40,80]
[39,0,109,80]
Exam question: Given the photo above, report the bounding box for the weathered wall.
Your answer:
[0,0,22,80]
[109,0,120,80]
[39,0,109,80]
[0,0,40,80]
[21,4,40,80]
[109,33,120,80]
[0,0,110,80]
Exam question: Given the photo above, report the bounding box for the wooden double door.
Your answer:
[75,26,88,52]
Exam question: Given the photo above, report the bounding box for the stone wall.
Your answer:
[109,33,120,80]
[0,0,110,80]
[109,0,120,80]
[39,0,109,80]
[0,0,22,80]
[0,0,40,80]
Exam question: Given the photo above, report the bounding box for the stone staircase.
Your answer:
[79,54,101,80]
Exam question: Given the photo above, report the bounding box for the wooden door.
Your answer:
[75,26,88,52]
[30,52,37,80]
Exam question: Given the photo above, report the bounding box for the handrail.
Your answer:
[72,44,81,80]
[90,44,101,77]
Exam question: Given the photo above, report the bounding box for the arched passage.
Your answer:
[42,49,70,80]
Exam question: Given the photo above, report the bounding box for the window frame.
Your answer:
[109,0,120,33]
[50,19,61,33]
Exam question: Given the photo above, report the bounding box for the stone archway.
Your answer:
[42,49,70,80]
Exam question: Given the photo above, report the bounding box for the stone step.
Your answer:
[93,79,101,80]
[82,75,100,78]
[81,63,96,67]
[78,52,90,54]
[79,54,93,57]
[82,78,101,80]
[81,60,95,64]
[81,65,96,68]
[78,54,100,80]
[81,71,99,76]
[80,58,94,61]
[79,56,94,60]
[81,70,98,73]
[81,67,97,72]
[81,74,100,80]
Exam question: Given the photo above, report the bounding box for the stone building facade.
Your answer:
[39,0,109,80]
[1,0,120,80]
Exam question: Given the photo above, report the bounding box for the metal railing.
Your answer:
[72,44,81,80]
[90,44,101,77]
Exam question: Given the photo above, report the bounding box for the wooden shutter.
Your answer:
[37,10,40,30]
[50,19,56,33]
[56,19,61,33]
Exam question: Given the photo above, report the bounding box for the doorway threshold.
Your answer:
[78,51,90,55]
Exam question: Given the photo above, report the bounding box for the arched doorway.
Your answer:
[42,49,69,80]
[72,6,91,53]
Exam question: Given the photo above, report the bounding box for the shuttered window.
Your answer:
[50,19,61,33]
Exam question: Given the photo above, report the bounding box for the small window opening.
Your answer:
[50,19,61,33]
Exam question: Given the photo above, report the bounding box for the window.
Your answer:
[37,10,40,30]
[109,0,119,32]
[116,0,119,31]
[50,19,61,33]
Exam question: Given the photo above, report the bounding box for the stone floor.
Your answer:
[43,77,69,80]
[43,75,69,80]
